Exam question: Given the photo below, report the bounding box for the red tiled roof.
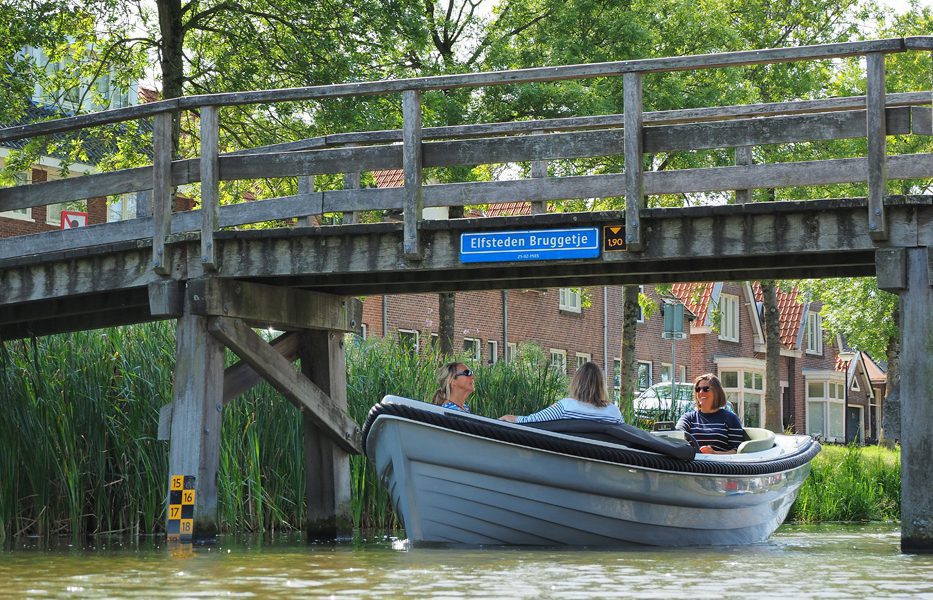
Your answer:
[861,352,887,382]
[671,283,714,326]
[139,87,160,104]
[485,202,531,217]
[373,169,404,188]
[752,283,803,348]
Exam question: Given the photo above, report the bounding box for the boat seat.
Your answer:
[737,427,776,454]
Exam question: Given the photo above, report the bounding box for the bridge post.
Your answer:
[735,146,753,204]
[402,89,424,259]
[152,111,173,275]
[200,105,220,271]
[877,246,933,553]
[343,168,361,224]
[623,73,644,251]
[300,330,352,541]
[866,52,888,241]
[166,305,225,540]
[531,130,548,214]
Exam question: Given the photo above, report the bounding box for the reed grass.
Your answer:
[0,324,902,540]
[788,443,901,523]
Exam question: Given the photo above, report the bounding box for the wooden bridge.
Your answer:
[1,37,931,551]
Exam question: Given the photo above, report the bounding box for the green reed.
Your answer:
[788,443,901,523]
[0,324,901,540]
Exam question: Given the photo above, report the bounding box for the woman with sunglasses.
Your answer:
[676,373,744,454]
[499,361,623,424]
[432,362,475,413]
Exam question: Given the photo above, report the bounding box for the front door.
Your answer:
[846,406,863,444]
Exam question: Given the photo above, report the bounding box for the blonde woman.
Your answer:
[432,361,475,413]
[500,362,622,424]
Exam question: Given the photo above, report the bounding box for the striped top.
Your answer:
[516,398,624,424]
[676,409,745,451]
[440,401,471,413]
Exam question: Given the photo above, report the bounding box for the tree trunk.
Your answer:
[438,291,455,357]
[761,280,782,433]
[882,304,901,445]
[156,0,184,152]
[619,285,640,414]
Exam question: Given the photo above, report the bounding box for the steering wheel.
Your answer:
[682,431,700,451]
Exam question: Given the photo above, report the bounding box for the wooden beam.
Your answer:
[343,168,361,224]
[148,280,184,317]
[624,72,644,251]
[152,112,173,275]
[207,316,361,453]
[735,146,753,203]
[222,331,300,404]
[186,278,361,331]
[530,129,548,215]
[402,89,424,259]
[0,304,158,340]
[867,52,889,241]
[200,105,220,270]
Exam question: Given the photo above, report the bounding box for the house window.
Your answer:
[487,340,498,364]
[660,363,686,384]
[719,293,739,342]
[463,337,481,362]
[851,376,860,392]
[806,380,845,441]
[1,170,32,220]
[398,329,418,356]
[805,312,823,355]
[108,193,138,222]
[360,323,368,339]
[720,369,764,428]
[575,352,591,370]
[45,200,66,226]
[429,333,439,351]
[559,288,581,313]
[506,342,517,363]
[550,349,567,374]
[637,360,652,391]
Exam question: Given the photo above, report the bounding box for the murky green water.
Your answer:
[2,524,931,598]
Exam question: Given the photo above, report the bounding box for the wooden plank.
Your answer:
[624,72,644,251]
[301,329,352,539]
[187,278,361,331]
[0,107,916,213]
[200,106,220,270]
[148,280,184,316]
[343,168,360,224]
[0,304,157,340]
[2,39,921,143]
[152,112,173,274]
[223,331,300,404]
[402,89,423,259]
[876,248,907,291]
[297,175,317,227]
[913,106,933,135]
[207,316,361,453]
[866,52,889,241]
[168,311,225,538]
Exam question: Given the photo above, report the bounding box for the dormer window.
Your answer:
[806,312,823,355]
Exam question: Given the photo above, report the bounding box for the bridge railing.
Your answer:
[0,37,930,268]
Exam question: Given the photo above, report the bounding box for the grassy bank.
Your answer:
[0,323,901,541]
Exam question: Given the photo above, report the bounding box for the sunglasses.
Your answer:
[454,368,474,378]
[695,385,711,393]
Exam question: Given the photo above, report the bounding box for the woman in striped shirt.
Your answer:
[676,373,745,454]
[499,361,623,424]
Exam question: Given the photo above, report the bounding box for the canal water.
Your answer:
[2,524,931,598]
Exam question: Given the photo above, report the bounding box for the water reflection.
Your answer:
[1,525,931,598]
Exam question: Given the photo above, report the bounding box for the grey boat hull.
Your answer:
[364,397,818,547]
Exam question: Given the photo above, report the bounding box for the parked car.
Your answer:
[632,382,695,427]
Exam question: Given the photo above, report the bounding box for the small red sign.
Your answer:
[61,210,88,229]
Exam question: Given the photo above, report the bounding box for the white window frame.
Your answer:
[360,323,368,339]
[805,312,823,355]
[506,342,517,363]
[575,352,591,370]
[487,340,499,364]
[805,377,845,442]
[660,363,686,384]
[636,360,652,391]
[1,169,33,220]
[398,329,419,354]
[429,332,439,350]
[463,337,481,362]
[559,288,581,313]
[719,293,739,342]
[108,192,139,223]
[719,366,765,428]
[550,348,567,374]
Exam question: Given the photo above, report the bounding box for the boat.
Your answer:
[362,395,821,547]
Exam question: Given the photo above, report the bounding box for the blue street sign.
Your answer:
[460,227,600,263]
